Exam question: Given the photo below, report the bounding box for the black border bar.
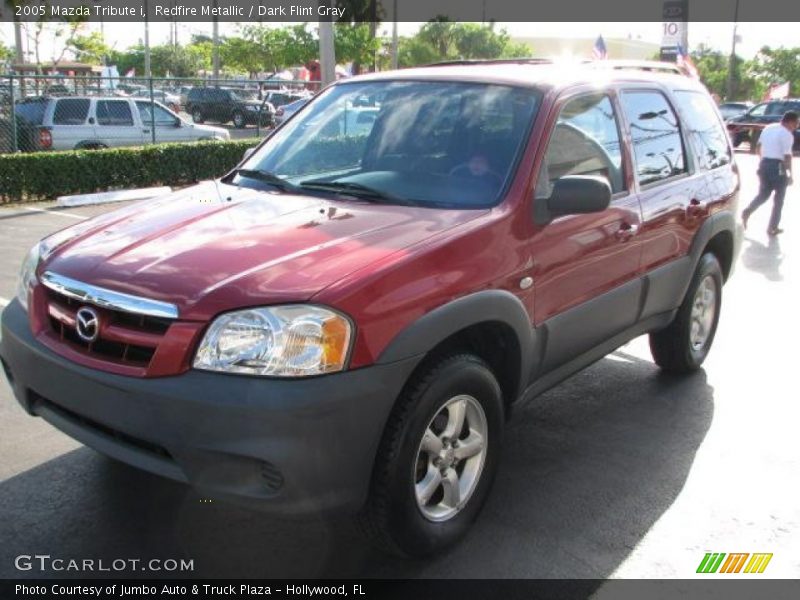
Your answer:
[2,0,800,23]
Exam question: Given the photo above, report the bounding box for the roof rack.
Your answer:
[581,59,685,75]
[424,58,554,67]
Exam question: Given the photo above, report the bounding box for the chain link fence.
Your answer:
[1,74,317,154]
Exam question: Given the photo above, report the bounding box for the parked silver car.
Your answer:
[13,96,229,151]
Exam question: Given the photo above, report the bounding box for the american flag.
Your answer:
[592,35,608,60]
[676,45,699,79]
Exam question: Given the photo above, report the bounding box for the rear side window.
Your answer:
[674,91,731,171]
[96,100,134,126]
[536,93,625,198]
[52,99,90,125]
[620,91,687,186]
[15,100,47,125]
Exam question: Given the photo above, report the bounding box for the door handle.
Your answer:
[143,129,150,133]
[615,222,639,242]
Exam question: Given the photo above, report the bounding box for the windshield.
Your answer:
[238,80,541,209]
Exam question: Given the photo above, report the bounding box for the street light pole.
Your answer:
[726,0,740,100]
[318,2,336,86]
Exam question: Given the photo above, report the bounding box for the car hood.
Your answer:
[41,181,484,320]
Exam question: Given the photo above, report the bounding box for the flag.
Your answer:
[765,81,790,100]
[592,35,608,60]
[125,68,135,78]
[676,45,699,79]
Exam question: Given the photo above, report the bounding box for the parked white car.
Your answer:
[15,96,229,152]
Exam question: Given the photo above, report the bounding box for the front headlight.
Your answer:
[193,305,352,377]
[246,105,259,111]
[16,242,41,312]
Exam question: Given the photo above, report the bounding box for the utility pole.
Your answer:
[212,1,220,80]
[391,0,398,70]
[318,0,336,86]
[144,0,151,77]
[726,0,740,100]
[14,16,24,64]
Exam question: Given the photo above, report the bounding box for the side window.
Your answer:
[52,99,90,125]
[536,93,625,199]
[674,91,731,171]
[748,103,767,117]
[620,91,687,186]
[96,101,134,126]
[136,102,177,126]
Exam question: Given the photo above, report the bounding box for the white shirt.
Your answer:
[759,123,795,160]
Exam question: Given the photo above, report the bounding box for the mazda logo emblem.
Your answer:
[75,307,100,343]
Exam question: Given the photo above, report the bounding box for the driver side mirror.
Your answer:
[535,175,611,224]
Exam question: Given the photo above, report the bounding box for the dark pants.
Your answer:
[745,158,788,231]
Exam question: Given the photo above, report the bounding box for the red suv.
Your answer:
[1,62,739,556]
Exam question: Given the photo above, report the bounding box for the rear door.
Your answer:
[94,99,143,147]
[50,98,92,150]
[619,88,712,319]
[531,90,644,373]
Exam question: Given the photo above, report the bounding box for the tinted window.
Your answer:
[96,100,134,126]
[536,94,625,198]
[15,100,47,125]
[621,91,687,186]
[674,91,731,171]
[52,99,90,125]
[136,101,177,126]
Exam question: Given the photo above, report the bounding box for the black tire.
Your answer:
[358,354,504,557]
[650,253,723,373]
[76,142,107,150]
[191,108,204,123]
[232,111,246,129]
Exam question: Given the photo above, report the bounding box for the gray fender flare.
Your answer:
[376,290,536,400]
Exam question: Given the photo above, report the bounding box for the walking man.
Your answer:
[742,111,798,236]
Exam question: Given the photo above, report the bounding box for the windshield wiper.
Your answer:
[231,168,298,192]
[299,180,414,205]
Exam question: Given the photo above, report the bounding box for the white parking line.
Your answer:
[17,206,85,220]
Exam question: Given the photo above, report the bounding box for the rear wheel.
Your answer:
[359,354,503,557]
[191,108,204,123]
[232,111,246,129]
[650,253,723,373]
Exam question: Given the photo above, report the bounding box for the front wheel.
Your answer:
[191,108,204,123]
[232,111,246,129]
[359,354,504,557]
[650,253,723,373]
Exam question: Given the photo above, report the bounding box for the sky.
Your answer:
[1,21,798,64]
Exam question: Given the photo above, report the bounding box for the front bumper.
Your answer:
[0,299,419,516]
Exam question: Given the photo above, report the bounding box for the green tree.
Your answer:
[417,17,457,58]
[397,36,440,68]
[749,46,800,97]
[335,23,380,68]
[0,41,13,63]
[690,44,762,101]
[68,31,110,65]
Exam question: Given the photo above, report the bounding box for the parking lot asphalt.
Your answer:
[0,153,798,581]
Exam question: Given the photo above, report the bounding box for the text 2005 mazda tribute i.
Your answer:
[1,62,739,556]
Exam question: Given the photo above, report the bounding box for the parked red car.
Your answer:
[1,61,739,556]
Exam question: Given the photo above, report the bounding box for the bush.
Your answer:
[0,140,257,203]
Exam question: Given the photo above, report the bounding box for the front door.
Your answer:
[136,101,185,143]
[531,91,644,374]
